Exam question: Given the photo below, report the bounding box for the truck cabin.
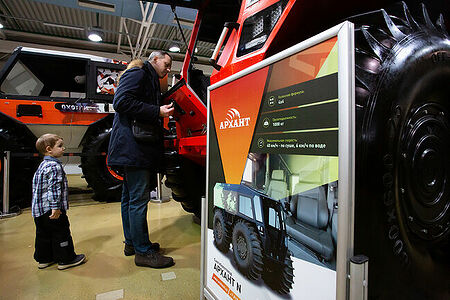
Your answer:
[0,47,125,103]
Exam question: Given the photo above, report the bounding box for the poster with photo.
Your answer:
[204,24,353,300]
[96,67,120,94]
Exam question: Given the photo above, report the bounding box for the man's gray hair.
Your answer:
[148,51,172,61]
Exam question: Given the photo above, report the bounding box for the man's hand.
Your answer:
[159,102,174,117]
[49,209,61,219]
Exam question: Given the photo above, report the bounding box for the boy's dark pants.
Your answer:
[33,210,76,264]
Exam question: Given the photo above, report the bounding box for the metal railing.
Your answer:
[1,151,20,218]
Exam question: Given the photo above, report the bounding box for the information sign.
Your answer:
[203,22,354,300]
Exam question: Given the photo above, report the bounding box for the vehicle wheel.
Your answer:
[231,220,263,280]
[352,3,450,298]
[0,124,39,209]
[263,251,295,294]
[213,209,231,253]
[81,125,122,202]
[165,156,205,218]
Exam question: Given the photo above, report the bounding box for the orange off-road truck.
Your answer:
[0,47,127,208]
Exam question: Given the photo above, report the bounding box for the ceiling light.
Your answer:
[169,44,180,52]
[0,23,3,29]
[195,47,198,53]
[88,13,103,42]
[88,32,102,42]
[88,27,103,42]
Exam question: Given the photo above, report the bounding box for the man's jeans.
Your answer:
[121,167,156,254]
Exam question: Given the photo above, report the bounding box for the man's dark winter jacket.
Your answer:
[107,60,163,169]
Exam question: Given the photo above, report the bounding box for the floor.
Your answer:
[0,175,201,300]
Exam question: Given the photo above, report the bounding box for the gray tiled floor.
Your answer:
[0,175,201,300]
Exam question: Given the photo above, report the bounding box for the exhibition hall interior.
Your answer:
[0,0,449,299]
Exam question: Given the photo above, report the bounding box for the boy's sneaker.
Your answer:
[135,251,174,268]
[58,254,86,270]
[38,261,55,269]
[124,242,160,256]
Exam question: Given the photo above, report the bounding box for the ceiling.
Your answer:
[0,0,221,71]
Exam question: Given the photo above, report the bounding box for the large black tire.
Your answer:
[262,251,295,294]
[80,124,122,202]
[213,208,231,253]
[353,3,450,299]
[165,156,205,218]
[231,220,264,280]
[0,122,39,209]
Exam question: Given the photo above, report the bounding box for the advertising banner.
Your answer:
[204,24,353,300]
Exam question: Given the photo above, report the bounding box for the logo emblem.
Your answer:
[219,108,251,130]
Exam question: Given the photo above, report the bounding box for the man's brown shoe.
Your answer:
[135,251,174,268]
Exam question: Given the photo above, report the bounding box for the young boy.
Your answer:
[32,133,85,270]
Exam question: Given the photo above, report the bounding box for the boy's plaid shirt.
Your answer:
[32,156,69,217]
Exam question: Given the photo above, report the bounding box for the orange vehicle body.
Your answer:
[0,99,108,126]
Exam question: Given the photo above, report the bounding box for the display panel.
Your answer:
[204,23,354,300]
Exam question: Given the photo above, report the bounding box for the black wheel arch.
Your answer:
[79,114,114,146]
[80,114,122,201]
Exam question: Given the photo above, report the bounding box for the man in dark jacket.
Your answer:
[108,51,175,268]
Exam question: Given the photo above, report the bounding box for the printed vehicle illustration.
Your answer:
[159,0,448,297]
[0,47,126,208]
[213,183,294,294]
